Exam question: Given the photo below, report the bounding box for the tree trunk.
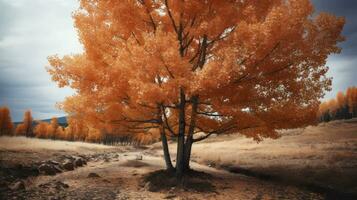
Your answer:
[160,127,174,171]
[183,139,193,171]
[176,88,186,179]
[183,96,198,171]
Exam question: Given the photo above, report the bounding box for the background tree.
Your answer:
[48,0,345,179]
[16,110,34,137]
[34,121,50,138]
[318,86,357,121]
[47,117,59,139]
[0,106,14,136]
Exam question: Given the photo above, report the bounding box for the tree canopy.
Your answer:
[47,0,345,177]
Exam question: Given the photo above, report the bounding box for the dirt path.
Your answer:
[2,150,323,200]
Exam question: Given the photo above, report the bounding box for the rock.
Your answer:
[47,160,60,166]
[38,164,58,175]
[164,194,177,199]
[40,181,68,191]
[10,181,25,190]
[135,154,143,160]
[143,181,151,191]
[74,158,83,167]
[54,181,69,189]
[61,160,74,171]
[87,172,100,178]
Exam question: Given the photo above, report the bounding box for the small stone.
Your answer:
[10,181,25,190]
[47,160,60,166]
[143,181,151,190]
[54,181,69,189]
[74,158,83,167]
[87,172,100,178]
[164,194,177,199]
[62,161,74,171]
[135,154,143,160]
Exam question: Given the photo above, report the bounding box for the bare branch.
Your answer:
[161,105,175,135]
[164,0,178,34]
[196,111,223,117]
[159,53,175,79]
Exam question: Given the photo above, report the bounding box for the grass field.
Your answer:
[188,119,357,195]
[1,119,356,199]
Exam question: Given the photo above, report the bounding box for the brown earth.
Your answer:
[1,119,357,199]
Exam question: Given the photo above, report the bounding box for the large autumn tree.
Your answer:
[48,0,344,179]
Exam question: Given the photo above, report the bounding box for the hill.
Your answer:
[14,116,67,127]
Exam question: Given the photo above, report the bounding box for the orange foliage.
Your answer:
[46,117,59,139]
[318,87,357,121]
[48,0,344,141]
[47,0,345,173]
[15,110,34,137]
[34,121,50,138]
[0,106,14,135]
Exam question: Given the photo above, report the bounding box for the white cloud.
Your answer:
[0,0,81,121]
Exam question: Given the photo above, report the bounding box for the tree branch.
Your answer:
[161,105,176,136]
[164,0,178,34]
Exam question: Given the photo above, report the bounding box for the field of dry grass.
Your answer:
[187,119,357,196]
[1,119,356,199]
[1,136,326,199]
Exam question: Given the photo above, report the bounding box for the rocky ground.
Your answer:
[0,148,323,200]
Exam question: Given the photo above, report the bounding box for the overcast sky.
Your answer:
[0,0,356,121]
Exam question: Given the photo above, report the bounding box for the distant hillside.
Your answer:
[41,116,67,125]
[14,116,68,127]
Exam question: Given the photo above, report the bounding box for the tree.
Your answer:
[47,0,345,179]
[34,121,50,138]
[47,117,59,139]
[56,126,66,140]
[0,106,14,135]
[16,110,34,137]
[346,87,357,118]
[318,87,357,121]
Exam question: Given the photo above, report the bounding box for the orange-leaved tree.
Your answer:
[47,0,344,178]
[318,86,357,121]
[0,106,14,135]
[34,121,50,138]
[46,117,59,139]
[16,110,34,137]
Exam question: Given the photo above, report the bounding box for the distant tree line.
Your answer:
[0,107,158,145]
[318,87,357,122]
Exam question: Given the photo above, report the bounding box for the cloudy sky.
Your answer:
[0,0,356,121]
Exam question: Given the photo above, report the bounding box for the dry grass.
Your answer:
[0,136,113,153]
[188,119,357,195]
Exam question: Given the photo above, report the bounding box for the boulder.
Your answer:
[38,164,59,175]
[62,161,74,171]
[74,158,83,167]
